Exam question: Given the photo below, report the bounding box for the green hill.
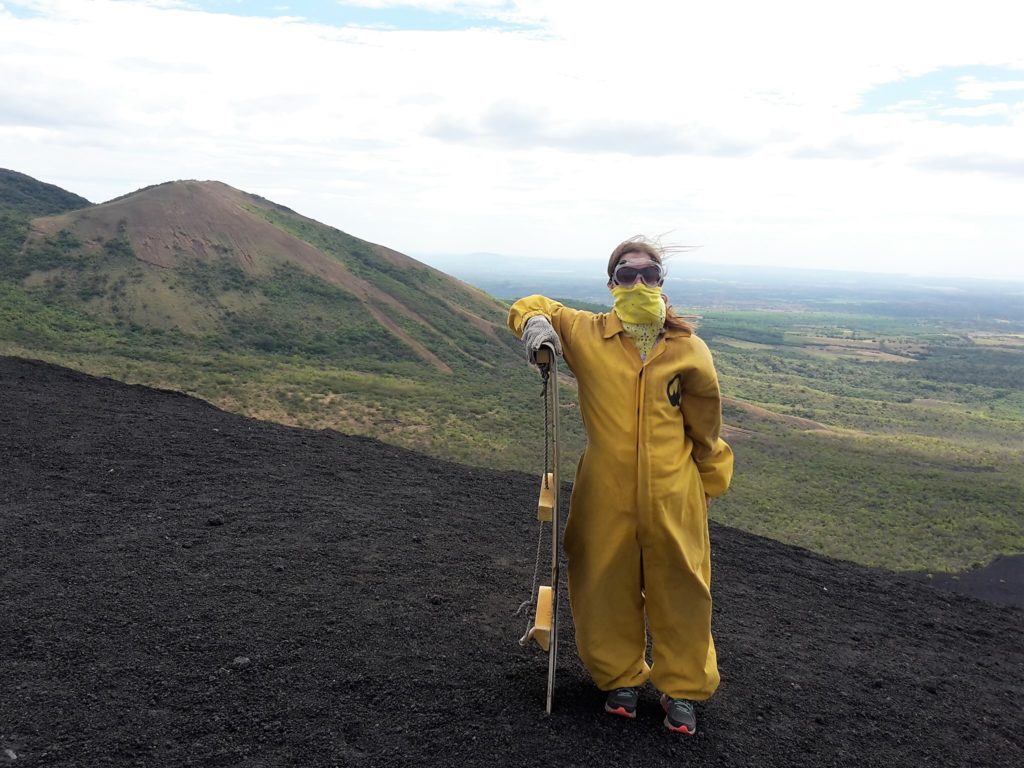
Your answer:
[0,176,587,472]
[0,168,92,216]
[0,169,94,279]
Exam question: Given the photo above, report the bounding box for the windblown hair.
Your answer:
[606,236,696,333]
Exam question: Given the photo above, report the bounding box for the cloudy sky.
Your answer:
[2,0,1023,280]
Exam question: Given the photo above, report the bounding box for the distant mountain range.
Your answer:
[417,250,1024,319]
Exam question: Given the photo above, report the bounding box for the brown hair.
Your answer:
[606,237,695,334]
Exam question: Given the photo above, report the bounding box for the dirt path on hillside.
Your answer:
[1,356,1021,768]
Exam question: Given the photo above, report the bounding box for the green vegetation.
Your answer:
[2,171,1020,575]
[0,212,30,265]
[0,168,91,216]
[701,309,1024,571]
[253,206,512,367]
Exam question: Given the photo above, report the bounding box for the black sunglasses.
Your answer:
[613,262,665,286]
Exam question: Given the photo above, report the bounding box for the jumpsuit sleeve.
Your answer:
[506,294,582,350]
[683,338,734,498]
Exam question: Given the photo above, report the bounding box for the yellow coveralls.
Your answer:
[508,296,733,700]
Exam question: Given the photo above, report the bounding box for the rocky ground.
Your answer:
[1,355,1021,768]
[910,554,1024,609]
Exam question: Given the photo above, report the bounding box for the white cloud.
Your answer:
[1,0,1023,280]
[940,103,1011,118]
[335,0,511,9]
[425,102,756,157]
[915,154,1024,179]
[955,77,1024,101]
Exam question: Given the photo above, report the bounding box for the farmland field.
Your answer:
[695,303,1023,572]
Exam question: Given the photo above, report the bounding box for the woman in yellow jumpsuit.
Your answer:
[508,237,733,734]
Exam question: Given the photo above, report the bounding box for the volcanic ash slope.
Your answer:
[1,355,1021,768]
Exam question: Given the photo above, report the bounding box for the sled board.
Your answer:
[534,345,561,714]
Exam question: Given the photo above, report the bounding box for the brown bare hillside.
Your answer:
[33,181,326,276]
[23,180,512,372]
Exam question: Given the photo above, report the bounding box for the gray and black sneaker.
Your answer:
[660,694,697,734]
[604,687,639,719]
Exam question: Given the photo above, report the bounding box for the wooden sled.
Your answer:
[520,344,561,714]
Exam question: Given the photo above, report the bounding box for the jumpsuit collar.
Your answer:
[604,311,691,367]
[603,311,626,339]
[603,311,692,340]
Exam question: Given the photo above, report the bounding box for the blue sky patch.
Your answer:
[179,1,531,31]
[3,2,45,19]
[854,65,1024,126]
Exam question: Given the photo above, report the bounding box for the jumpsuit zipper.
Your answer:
[636,365,646,544]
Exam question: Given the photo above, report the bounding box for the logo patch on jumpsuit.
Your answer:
[667,374,683,407]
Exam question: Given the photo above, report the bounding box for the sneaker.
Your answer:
[604,687,639,719]
[660,694,697,734]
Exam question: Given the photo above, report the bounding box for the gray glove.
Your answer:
[522,315,563,362]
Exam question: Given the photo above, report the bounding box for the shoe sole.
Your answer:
[662,717,696,735]
[604,704,637,719]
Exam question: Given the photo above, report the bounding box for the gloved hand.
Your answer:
[522,315,562,362]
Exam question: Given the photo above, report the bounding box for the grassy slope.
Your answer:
[0,168,92,215]
[702,310,1024,571]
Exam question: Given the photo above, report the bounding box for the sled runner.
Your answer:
[517,343,561,714]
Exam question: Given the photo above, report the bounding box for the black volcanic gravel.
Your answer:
[1,355,1021,768]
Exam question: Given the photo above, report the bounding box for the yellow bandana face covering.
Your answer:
[611,283,667,326]
[621,320,660,359]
